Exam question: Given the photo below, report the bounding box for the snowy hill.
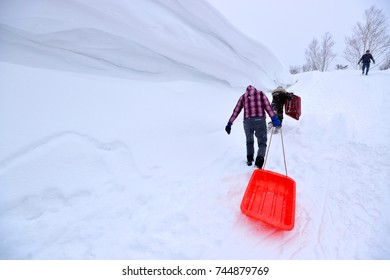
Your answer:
[0,0,292,88]
[1,0,390,260]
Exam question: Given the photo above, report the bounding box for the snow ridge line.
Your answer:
[0,131,130,173]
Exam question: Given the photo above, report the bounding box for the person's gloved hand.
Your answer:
[225,122,232,134]
[271,115,281,127]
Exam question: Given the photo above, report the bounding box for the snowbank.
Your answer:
[0,0,292,88]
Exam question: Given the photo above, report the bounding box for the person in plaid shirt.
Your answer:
[225,85,281,168]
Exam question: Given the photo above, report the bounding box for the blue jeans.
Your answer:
[243,117,267,157]
[362,63,370,75]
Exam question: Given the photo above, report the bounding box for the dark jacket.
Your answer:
[358,53,375,64]
[271,87,294,117]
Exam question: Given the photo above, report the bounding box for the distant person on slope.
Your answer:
[358,50,375,75]
[267,86,294,131]
[225,85,281,168]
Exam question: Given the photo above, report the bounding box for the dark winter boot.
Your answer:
[255,156,264,169]
[247,155,254,166]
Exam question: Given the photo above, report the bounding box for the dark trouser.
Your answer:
[362,63,370,75]
[243,117,267,158]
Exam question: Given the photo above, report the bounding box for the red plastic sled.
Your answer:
[240,169,296,231]
[285,95,301,120]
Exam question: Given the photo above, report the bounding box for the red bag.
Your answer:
[285,95,301,120]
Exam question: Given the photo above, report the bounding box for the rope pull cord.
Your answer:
[263,127,288,176]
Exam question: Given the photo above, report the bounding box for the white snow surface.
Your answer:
[0,0,291,88]
[1,0,390,260]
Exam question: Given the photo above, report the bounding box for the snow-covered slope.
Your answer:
[0,0,389,260]
[0,0,292,88]
[1,62,389,259]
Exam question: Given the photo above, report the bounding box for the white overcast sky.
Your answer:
[207,0,390,69]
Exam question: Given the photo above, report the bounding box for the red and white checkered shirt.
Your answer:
[228,85,276,124]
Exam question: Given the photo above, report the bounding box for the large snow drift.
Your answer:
[0,0,292,88]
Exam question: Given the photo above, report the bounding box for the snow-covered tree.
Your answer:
[305,32,336,72]
[289,65,301,74]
